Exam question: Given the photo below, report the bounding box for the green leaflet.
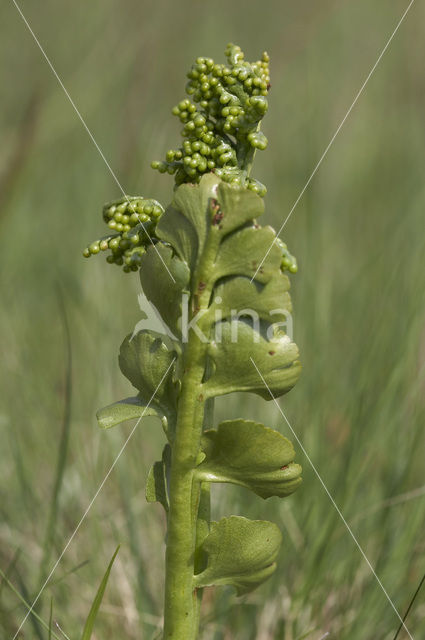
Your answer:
[196,420,302,499]
[207,274,292,325]
[146,444,171,511]
[155,174,266,277]
[204,320,301,399]
[151,175,300,401]
[139,243,190,339]
[213,225,282,284]
[213,179,265,235]
[96,395,160,429]
[155,174,219,275]
[193,516,281,595]
[118,330,178,434]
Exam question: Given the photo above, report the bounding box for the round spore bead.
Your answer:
[84,196,164,272]
[276,238,298,274]
[151,43,270,193]
[89,45,272,274]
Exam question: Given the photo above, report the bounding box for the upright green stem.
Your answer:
[163,330,206,639]
[163,218,220,639]
[193,482,211,633]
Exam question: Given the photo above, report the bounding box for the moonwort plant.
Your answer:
[84,44,302,639]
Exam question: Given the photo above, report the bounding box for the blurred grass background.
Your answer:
[1,1,425,638]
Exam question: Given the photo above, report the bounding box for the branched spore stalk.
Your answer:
[87,44,303,640]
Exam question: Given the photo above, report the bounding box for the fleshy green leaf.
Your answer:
[214,225,282,284]
[156,173,219,273]
[214,180,264,235]
[155,174,265,278]
[196,420,302,499]
[96,395,159,429]
[152,174,297,345]
[118,330,178,429]
[80,546,119,640]
[146,444,171,511]
[193,516,281,595]
[207,273,292,325]
[204,321,301,399]
[139,243,190,338]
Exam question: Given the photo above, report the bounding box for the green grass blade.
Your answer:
[392,570,425,640]
[0,568,62,640]
[48,598,53,640]
[80,546,120,640]
[38,290,73,587]
[15,570,44,640]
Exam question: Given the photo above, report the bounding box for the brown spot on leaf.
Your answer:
[212,211,224,225]
[211,198,224,225]
[268,350,275,355]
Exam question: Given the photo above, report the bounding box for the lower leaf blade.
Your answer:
[197,420,302,499]
[146,444,171,511]
[96,396,159,429]
[193,516,281,595]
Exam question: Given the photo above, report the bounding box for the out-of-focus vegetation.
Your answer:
[1,1,424,638]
